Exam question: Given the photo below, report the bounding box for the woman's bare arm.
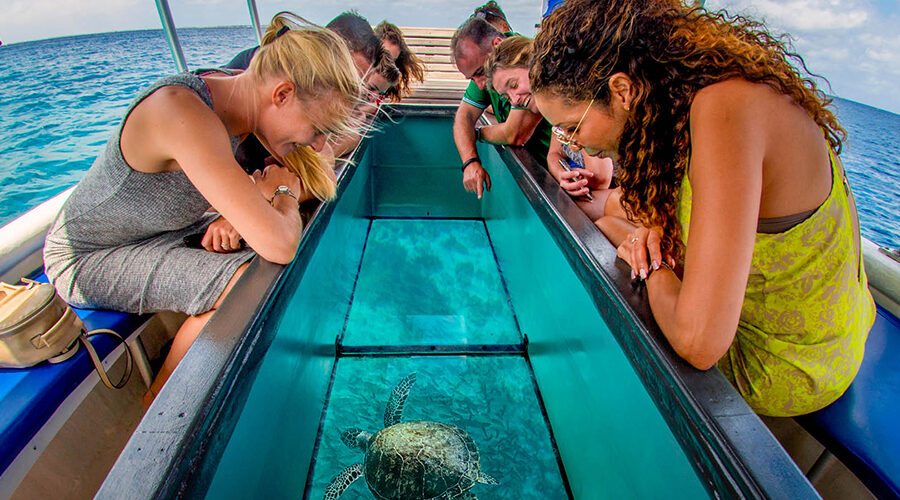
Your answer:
[125,87,303,264]
[643,81,766,369]
[479,108,543,146]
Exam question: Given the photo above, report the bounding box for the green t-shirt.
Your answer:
[460,36,552,159]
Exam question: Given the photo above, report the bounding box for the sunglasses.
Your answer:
[551,97,594,147]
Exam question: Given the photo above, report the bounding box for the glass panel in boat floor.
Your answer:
[307,356,568,499]
[342,219,521,346]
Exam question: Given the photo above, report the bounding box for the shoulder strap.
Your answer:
[78,329,134,390]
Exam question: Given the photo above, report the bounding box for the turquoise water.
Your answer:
[203,116,707,499]
[0,27,255,224]
[308,357,567,499]
[343,219,521,346]
[0,27,898,248]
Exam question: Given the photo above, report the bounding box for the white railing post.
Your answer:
[154,0,188,73]
[247,0,264,46]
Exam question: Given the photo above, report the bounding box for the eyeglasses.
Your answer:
[551,97,594,147]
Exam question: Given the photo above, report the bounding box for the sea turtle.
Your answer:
[323,373,498,500]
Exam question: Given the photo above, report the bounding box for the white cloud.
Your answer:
[707,0,900,113]
[710,0,868,30]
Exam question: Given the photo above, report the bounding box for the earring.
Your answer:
[624,103,630,111]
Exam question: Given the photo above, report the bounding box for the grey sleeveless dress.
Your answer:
[43,72,255,316]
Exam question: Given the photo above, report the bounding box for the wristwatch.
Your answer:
[271,185,298,203]
[474,125,485,142]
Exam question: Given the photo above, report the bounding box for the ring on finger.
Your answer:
[630,237,639,244]
[222,242,230,250]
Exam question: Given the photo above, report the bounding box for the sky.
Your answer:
[1,0,898,114]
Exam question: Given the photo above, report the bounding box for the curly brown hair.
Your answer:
[375,22,425,101]
[531,0,845,259]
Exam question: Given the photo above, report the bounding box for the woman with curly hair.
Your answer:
[485,36,616,219]
[375,21,425,102]
[531,0,875,416]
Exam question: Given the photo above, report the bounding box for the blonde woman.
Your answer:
[43,13,362,406]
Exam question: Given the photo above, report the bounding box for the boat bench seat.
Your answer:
[0,273,151,480]
[795,305,900,499]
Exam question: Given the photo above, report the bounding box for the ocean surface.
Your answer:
[0,27,898,248]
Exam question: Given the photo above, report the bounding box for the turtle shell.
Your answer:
[363,421,482,499]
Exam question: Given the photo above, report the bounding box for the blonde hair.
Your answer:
[248,12,364,200]
[484,36,533,93]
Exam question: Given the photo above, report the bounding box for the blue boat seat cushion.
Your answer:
[0,273,149,476]
[796,305,900,499]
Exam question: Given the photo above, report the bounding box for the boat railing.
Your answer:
[246,0,263,45]
[153,0,187,73]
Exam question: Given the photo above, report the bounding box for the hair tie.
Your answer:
[276,25,291,38]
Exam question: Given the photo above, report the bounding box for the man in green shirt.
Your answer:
[450,17,552,198]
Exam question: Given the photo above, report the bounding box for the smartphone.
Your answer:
[557,159,594,201]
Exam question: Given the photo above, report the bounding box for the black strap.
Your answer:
[461,157,481,172]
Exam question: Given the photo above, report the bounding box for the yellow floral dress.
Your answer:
[677,149,875,416]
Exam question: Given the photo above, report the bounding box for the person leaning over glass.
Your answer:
[484,36,617,221]
[531,0,875,417]
[450,17,552,199]
[43,16,364,407]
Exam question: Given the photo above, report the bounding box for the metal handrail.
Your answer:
[154,0,187,72]
[247,0,263,45]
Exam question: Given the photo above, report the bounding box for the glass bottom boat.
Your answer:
[92,106,819,499]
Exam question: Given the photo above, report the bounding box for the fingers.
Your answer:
[634,235,650,279]
[616,241,632,264]
[561,178,590,196]
[463,165,490,198]
[462,170,474,193]
[211,230,224,253]
[566,168,593,178]
[226,231,241,251]
[201,230,215,252]
[647,229,663,271]
[628,228,650,280]
[203,227,237,253]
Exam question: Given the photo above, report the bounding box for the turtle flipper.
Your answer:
[476,472,499,485]
[384,372,417,428]
[323,463,363,500]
